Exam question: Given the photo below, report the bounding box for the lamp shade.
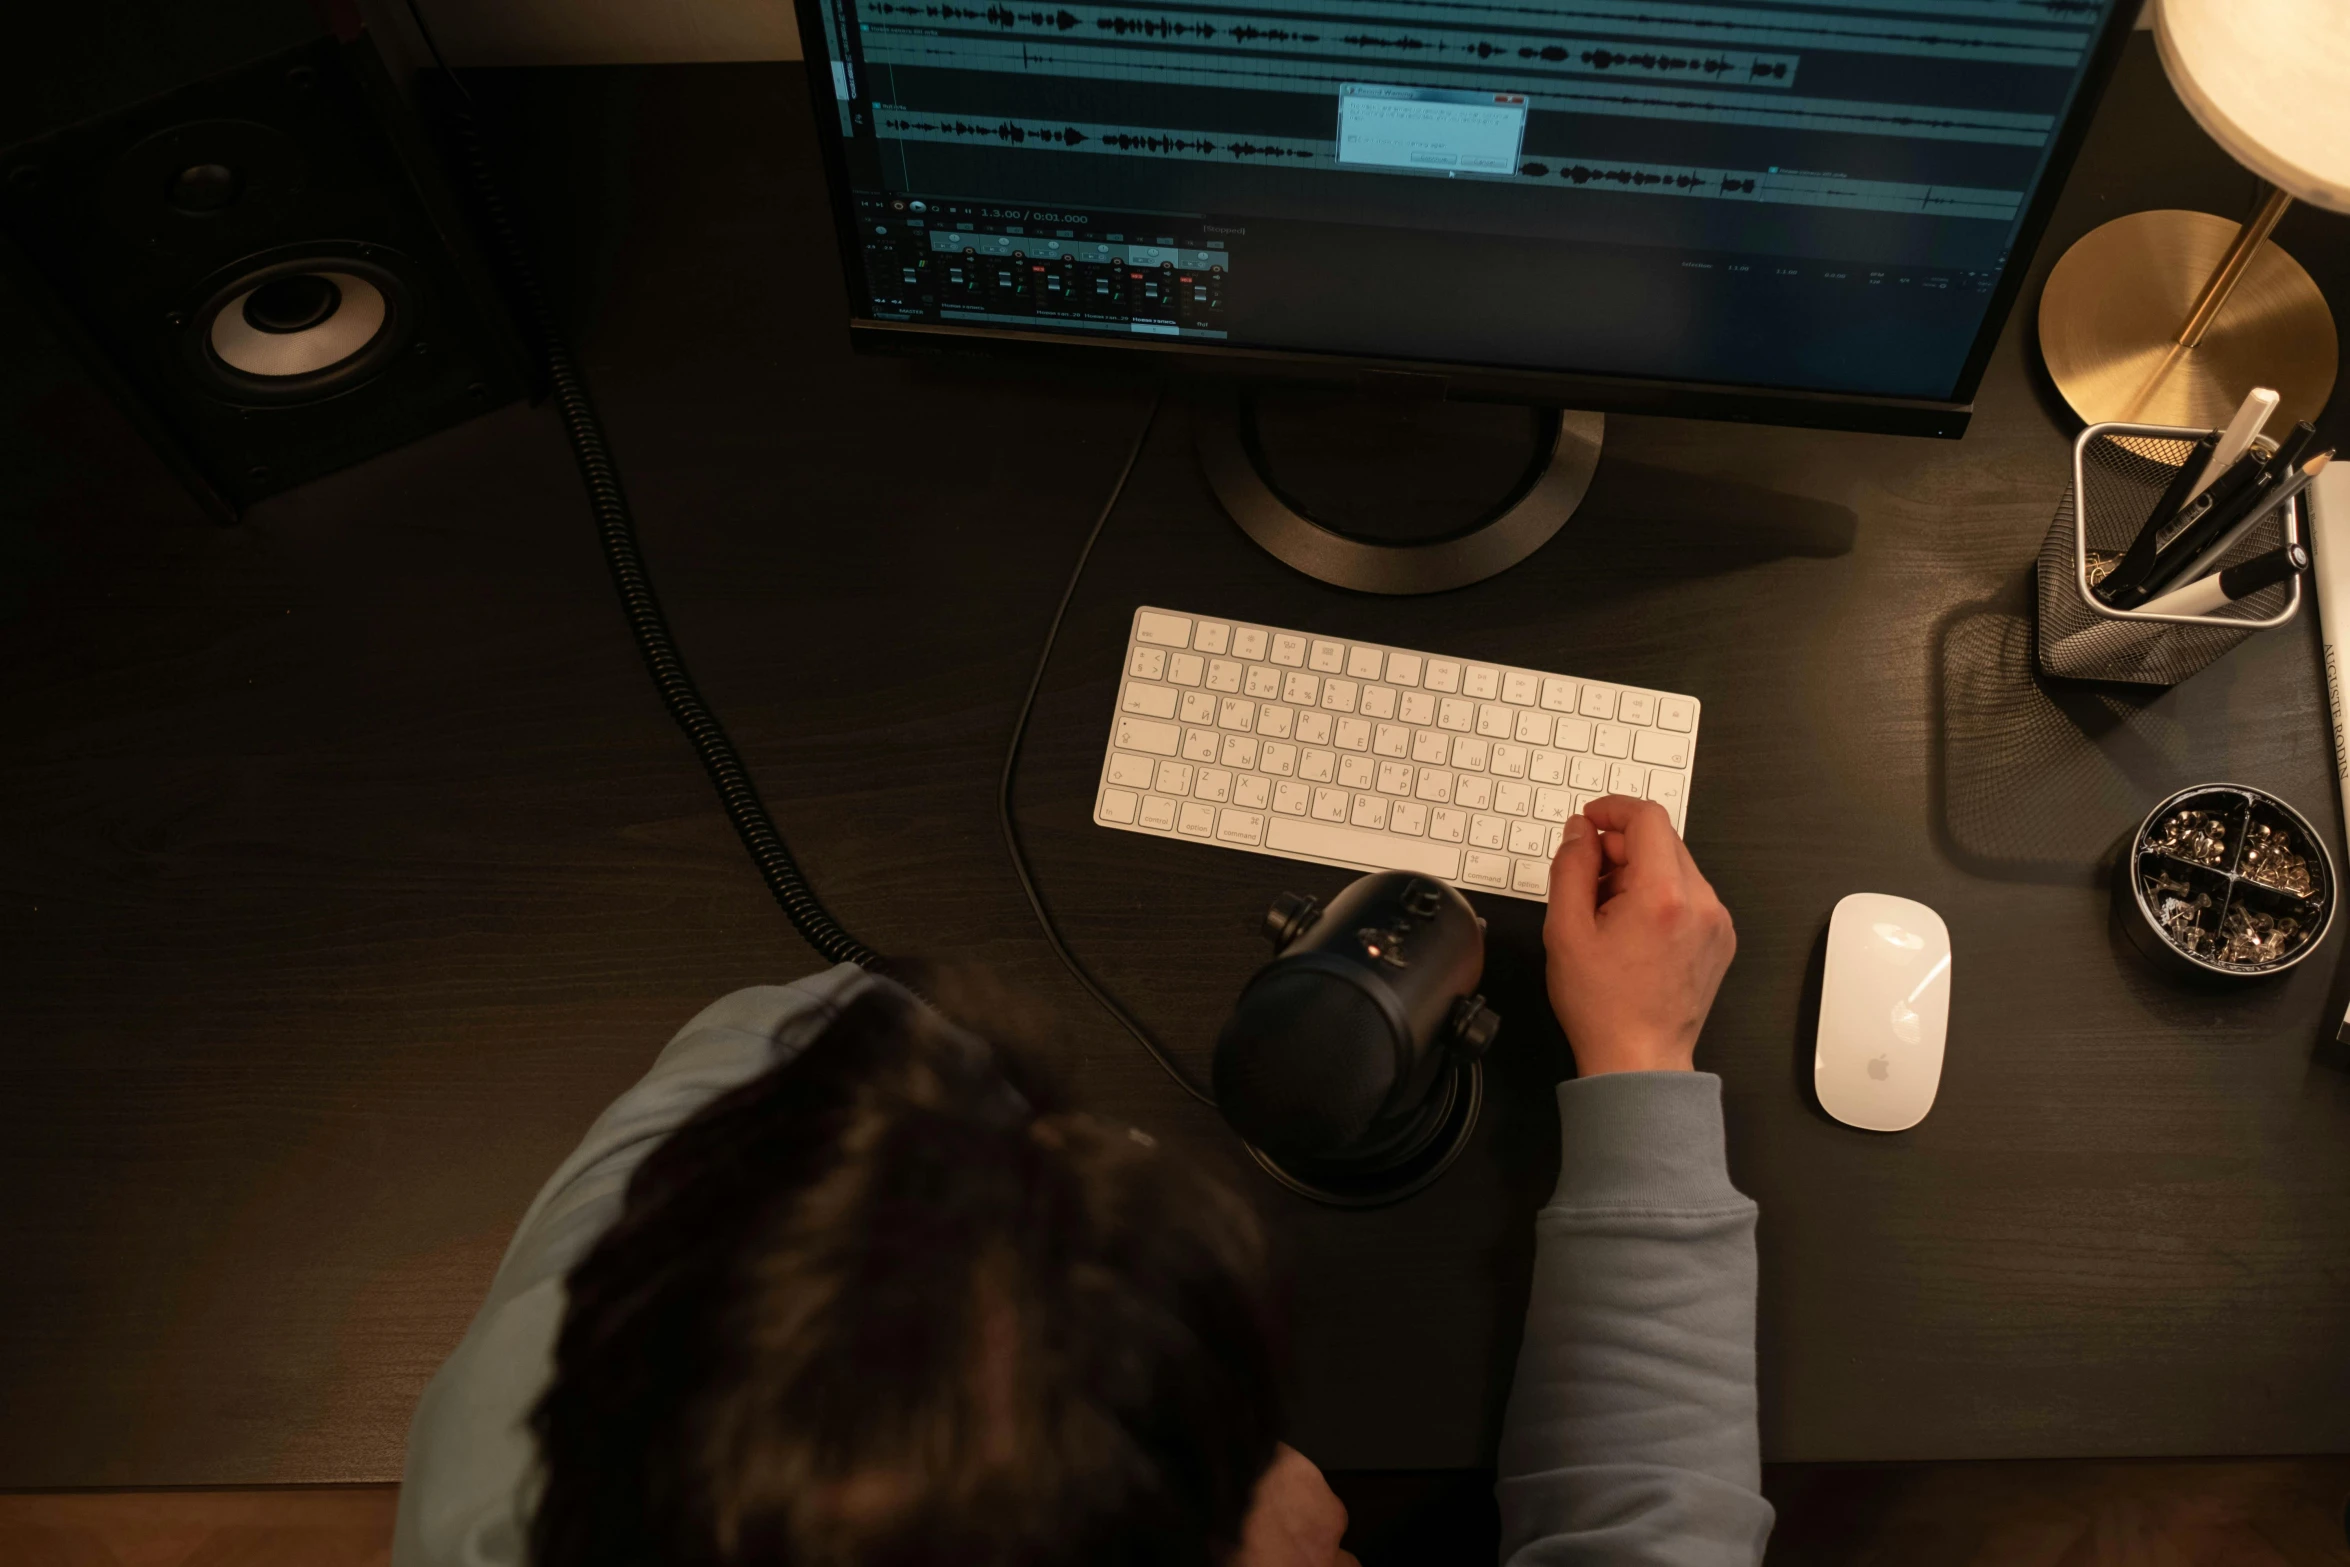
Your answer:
[2158,0,2350,214]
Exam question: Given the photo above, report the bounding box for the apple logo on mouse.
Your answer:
[1817,894,1951,1132]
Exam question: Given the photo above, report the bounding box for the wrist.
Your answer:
[1566,1031,1696,1077]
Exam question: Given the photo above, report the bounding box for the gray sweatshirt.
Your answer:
[393,965,1771,1567]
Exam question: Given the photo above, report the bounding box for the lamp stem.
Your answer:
[2176,183,2294,348]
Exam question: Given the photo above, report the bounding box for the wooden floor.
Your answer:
[6,1463,2345,1566]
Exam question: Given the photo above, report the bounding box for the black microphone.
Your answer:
[1214,871,1498,1205]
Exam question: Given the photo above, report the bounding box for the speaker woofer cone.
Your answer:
[187,252,411,402]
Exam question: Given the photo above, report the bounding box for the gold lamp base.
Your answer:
[2037,208,2338,429]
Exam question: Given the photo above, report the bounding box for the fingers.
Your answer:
[1544,814,1603,939]
[1579,795,1692,893]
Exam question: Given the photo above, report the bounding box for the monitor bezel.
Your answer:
[790,0,2141,440]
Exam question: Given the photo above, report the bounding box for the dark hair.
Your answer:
[529,967,1283,1567]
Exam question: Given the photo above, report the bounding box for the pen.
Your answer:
[2132,542,2309,618]
[2168,421,2319,586]
[2107,449,2270,607]
[2184,385,2279,503]
[2097,430,2219,605]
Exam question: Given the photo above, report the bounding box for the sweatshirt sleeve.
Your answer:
[1495,1071,1773,1567]
[391,963,874,1567]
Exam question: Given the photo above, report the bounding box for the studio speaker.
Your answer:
[0,1,529,519]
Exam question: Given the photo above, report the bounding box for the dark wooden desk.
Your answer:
[2,37,2346,1487]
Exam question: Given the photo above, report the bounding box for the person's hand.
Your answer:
[1233,1444,1360,1567]
[1543,795,1736,1076]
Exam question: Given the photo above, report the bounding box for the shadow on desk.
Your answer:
[1557,456,1860,581]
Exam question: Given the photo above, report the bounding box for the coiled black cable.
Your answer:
[404,13,881,967]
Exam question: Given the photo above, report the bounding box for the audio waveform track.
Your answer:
[872,105,2028,219]
[856,40,2057,144]
[1333,36,1787,78]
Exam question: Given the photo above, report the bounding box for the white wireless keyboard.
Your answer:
[1093,607,1700,903]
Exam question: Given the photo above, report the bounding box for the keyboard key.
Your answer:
[1222,735,1259,769]
[1182,728,1219,762]
[1399,691,1435,725]
[1107,753,1155,788]
[1300,749,1336,782]
[1265,817,1461,880]
[1178,801,1214,836]
[1309,639,1345,673]
[1491,743,1528,778]
[1438,697,1474,732]
[1155,761,1192,795]
[1218,698,1254,731]
[1429,807,1466,842]
[1131,646,1166,679]
[1516,709,1552,744]
[1512,858,1550,895]
[1245,665,1281,698]
[1463,851,1508,887]
[1194,621,1230,654]
[1261,742,1296,775]
[1508,820,1547,856]
[1658,696,1696,733]
[1456,775,1493,810]
[1633,730,1689,767]
[1534,787,1571,822]
[1359,685,1397,719]
[1451,736,1489,772]
[1415,768,1454,803]
[1555,717,1593,751]
[1257,705,1293,739]
[1197,768,1233,802]
[1217,808,1263,845]
[1206,659,1243,693]
[1114,716,1180,756]
[1390,800,1427,835]
[1494,781,1531,816]
[1425,659,1461,693]
[1470,815,1506,849]
[1311,786,1349,822]
[1322,678,1358,713]
[1140,794,1176,830]
[1283,672,1319,706]
[1530,749,1566,784]
[1235,775,1270,809]
[1647,771,1686,822]
[1412,730,1449,764]
[1351,794,1389,829]
[1373,723,1410,758]
[1180,691,1217,724]
[1386,652,1422,686]
[1271,634,1306,667]
[1234,627,1268,661]
[1099,788,1138,824]
[1618,691,1655,725]
[1605,764,1642,797]
[1580,685,1617,719]
[1168,652,1204,686]
[1296,712,1333,746]
[1123,683,1178,719]
[1335,717,1372,752]
[1377,760,1414,795]
[1465,665,1500,698]
[1137,611,1191,647]
[1503,671,1538,706]
[1569,756,1608,790]
[1476,703,1513,738]
[1347,645,1384,679]
[1593,723,1631,759]
[1338,755,1375,789]
[1540,677,1578,712]
[1273,780,1310,815]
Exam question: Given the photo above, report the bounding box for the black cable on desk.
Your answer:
[997,390,1217,1108]
[402,8,880,969]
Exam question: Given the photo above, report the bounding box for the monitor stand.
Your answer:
[1195,385,1603,595]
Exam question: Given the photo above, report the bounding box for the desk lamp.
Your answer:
[2038,0,2345,428]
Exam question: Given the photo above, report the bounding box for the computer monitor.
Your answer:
[794,0,2136,440]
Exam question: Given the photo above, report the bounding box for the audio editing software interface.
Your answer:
[814,0,2119,399]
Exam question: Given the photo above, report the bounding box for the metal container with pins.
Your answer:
[1214,871,1497,1207]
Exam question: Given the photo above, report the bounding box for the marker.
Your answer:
[2133,542,2309,618]
[2107,448,2269,607]
[2184,384,2279,502]
[2097,430,2219,606]
[2168,421,2320,586]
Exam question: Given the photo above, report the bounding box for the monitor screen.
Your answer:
[802,0,2127,408]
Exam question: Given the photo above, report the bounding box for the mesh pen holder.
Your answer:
[2035,420,2304,686]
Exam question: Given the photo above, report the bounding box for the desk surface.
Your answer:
[2,37,2347,1487]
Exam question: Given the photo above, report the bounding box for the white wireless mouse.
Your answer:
[1815,893,1952,1132]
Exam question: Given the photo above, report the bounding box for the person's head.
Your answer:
[531,967,1348,1567]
